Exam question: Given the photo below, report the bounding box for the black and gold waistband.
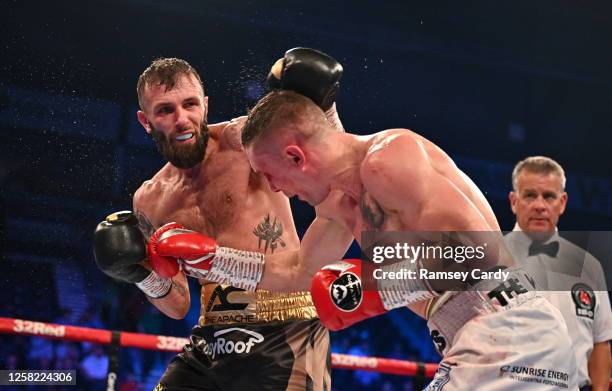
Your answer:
[199,284,318,325]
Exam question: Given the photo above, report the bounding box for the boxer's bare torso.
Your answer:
[316,129,503,317]
[133,118,301,317]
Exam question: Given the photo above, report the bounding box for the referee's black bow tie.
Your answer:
[528,241,559,257]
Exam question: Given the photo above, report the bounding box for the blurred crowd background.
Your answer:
[1,1,611,389]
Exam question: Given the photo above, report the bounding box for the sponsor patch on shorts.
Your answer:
[191,328,265,359]
[498,365,569,389]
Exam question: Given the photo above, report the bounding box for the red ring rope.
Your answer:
[3,317,610,389]
[0,317,437,377]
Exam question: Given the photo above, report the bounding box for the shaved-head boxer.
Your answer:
[241,90,579,390]
[93,50,353,391]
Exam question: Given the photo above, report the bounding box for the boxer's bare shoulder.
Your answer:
[360,129,429,215]
[132,160,196,229]
[206,121,228,138]
[133,177,168,237]
[219,116,248,152]
[360,129,497,231]
[134,164,178,202]
[204,117,247,152]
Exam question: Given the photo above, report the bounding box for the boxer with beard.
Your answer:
[94,51,352,390]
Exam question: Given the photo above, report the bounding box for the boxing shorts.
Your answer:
[155,284,331,391]
[425,269,578,390]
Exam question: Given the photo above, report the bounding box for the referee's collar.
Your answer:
[512,223,559,243]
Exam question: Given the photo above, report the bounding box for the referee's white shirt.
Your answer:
[504,225,612,388]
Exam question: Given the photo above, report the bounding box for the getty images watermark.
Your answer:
[370,241,512,283]
[361,232,512,290]
[360,231,611,292]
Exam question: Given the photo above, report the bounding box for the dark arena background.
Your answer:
[1,1,611,390]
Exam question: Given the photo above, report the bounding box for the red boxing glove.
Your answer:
[147,223,183,278]
[311,259,386,331]
[148,223,265,290]
[148,223,217,278]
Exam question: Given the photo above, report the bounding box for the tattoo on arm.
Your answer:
[360,193,385,230]
[170,280,187,298]
[253,213,286,253]
[135,210,155,239]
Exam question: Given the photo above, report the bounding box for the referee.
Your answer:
[505,156,612,391]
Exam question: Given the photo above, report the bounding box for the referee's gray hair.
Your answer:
[512,156,566,191]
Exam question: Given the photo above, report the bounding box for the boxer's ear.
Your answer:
[137,111,152,134]
[559,192,568,215]
[202,96,209,115]
[284,145,305,168]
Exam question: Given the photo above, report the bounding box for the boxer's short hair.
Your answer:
[512,156,566,191]
[242,90,321,147]
[137,58,204,109]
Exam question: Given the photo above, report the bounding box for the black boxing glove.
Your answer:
[93,211,171,298]
[267,47,343,111]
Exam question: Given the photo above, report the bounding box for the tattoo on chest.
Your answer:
[360,193,385,230]
[136,211,155,239]
[253,214,286,253]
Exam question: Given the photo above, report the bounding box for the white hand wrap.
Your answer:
[135,271,172,298]
[376,260,438,310]
[182,247,265,292]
